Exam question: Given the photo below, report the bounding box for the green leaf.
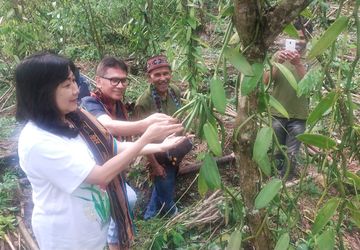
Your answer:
[151,234,165,250]
[255,178,282,209]
[198,171,208,196]
[349,207,360,228]
[308,16,349,59]
[171,230,185,246]
[298,67,324,97]
[224,47,254,76]
[229,31,240,45]
[301,8,313,19]
[269,96,289,119]
[273,62,298,93]
[258,92,269,113]
[187,17,197,29]
[203,122,222,156]
[307,92,337,127]
[297,133,337,150]
[227,230,242,250]
[256,156,272,177]
[253,127,273,159]
[347,201,360,227]
[316,228,335,250]
[241,63,264,95]
[283,24,299,38]
[199,153,221,190]
[345,171,360,189]
[221,6,234,17]
[253,127,273,176]
[210,78,227,114]
[186,26,192,42]
[312,198,341,235]
[274,233,290,250]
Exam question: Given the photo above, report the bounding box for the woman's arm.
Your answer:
[98,113,176,137]
[84,122,183,186]
[117,136,185,155]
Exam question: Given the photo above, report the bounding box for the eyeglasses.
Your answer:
[99,76,129,86]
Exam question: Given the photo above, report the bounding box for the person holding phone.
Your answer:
[263,18,313,180]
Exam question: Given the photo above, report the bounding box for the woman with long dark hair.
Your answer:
[16,52,184,249]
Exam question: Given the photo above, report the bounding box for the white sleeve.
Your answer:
[27,138,96,194]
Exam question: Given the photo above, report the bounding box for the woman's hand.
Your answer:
[159,135,187,152]
[143,113,178,128]
[141,121,184,144]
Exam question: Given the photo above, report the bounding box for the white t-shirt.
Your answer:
[18,121,110,250]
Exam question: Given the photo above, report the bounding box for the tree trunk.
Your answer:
[231,0,313,249]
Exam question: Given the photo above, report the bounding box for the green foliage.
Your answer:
[269,96,289,119]
[210,78,227,114]
[0,171,18,212]
[203,123,222,156]
[0,116,16,140]
[273,62,298,92]
[315,228,335,250]
[0,171,18,238]
[297,133,337,150]
[297,66,324,97]
[198,153,221,195]
[312,198,341,235]
[0,215,16,239]
[241,63,263,96]
[253,127,273,176]
[274,233,290,250]
[224,47,253,76]
[307,91,338,127]
[307,16,349,59]
[227,229,242,249]
[255,178,282,209]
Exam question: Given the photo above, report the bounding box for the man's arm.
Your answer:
[98,114,149,136]
[98,113,177,137]
[287,51,306,78]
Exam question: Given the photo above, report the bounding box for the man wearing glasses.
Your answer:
[81,56,176,250]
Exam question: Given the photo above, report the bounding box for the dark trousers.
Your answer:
[272,117,306,175]
[144,165,177,220]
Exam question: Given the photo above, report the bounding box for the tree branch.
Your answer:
[263,0,314,47]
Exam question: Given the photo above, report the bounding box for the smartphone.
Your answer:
[285,39,297,51]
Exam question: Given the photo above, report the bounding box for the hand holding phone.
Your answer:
[285,39,297,51]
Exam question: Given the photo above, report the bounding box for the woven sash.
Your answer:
[71,108,134,248]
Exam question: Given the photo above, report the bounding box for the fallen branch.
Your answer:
[0,87,15,110]
[0,85,14,104]
[4,234,16,250]
[179,153,235,175]
[16,216,39,250]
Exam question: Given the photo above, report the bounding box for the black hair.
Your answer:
[96,56,128,76]
[15,52,79,138]
[294,17,313,35]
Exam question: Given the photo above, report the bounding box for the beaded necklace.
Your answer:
[150,84,181,113]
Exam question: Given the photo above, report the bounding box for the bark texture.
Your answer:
[231,0,313,249]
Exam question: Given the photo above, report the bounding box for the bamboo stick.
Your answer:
[16,217,39,250]
[4,234,16,250]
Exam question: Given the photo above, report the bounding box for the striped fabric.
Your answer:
[71,108,134,248]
